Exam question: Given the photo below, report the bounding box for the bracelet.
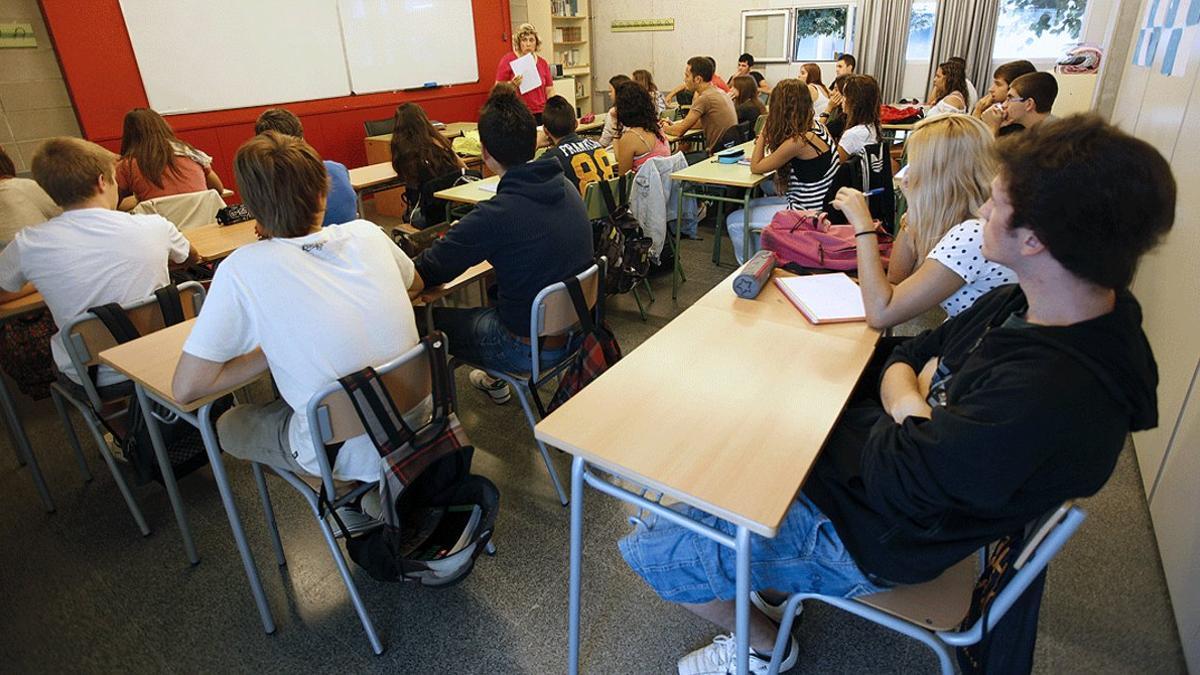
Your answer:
[855,230,878,238]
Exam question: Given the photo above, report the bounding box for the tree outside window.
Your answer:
[794,5,855,61]
[906,1,937,61]
[994,0,1090,59]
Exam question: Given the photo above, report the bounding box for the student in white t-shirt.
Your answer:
[0,137,196,393]
[0,145,61,248]
[836,74,882,163]
[171,131,424,532]
[832,114,1015,329]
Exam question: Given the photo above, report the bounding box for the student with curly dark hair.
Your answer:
[614,81,670,175]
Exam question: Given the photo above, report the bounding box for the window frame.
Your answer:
[740,9,793,64]
[791,2,857,63]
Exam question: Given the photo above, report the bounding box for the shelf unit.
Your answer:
[526,0,593,115]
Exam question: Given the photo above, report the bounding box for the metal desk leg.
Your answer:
[567,456,586,675]
[0,375,53,512]
[197,403,276,634]
[136,384,198,565]
[672,185,685,300]
[355,192,365,220]
[735,526,751,675]
[741,191,755,265]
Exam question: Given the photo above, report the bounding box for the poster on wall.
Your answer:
[1132,0,1200,77]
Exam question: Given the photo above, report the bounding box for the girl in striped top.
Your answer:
[725,79,839,264]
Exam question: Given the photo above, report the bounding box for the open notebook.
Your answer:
[774,273,866,324]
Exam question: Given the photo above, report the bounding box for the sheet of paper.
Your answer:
[510,53,542,94]
[774,273,865,324]
[478,182,498,193]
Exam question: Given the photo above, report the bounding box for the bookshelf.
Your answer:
[524,0,593,115]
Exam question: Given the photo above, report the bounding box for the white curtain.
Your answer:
[926,0,1002,98]
[859,0,915,104]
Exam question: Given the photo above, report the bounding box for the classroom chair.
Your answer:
[450,262,604,506]
[763,502,1087,675]
[247,339,438,655]
[754,115,767,136]
[363,118,393,137]
[131,189,226,230]
[49,282,206,544]
[582,174,653,321]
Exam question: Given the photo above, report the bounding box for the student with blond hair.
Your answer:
[495,22,554,123]
[832,114,1015,328]
[172,131,423,532]
[116,108,224,208]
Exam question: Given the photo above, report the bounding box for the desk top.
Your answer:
[366,121,478,146]
[576,118,605,134]
[669,141,769,188]
[412,261,493,307]
[348,162,404,191]
[881,122,917,131]
[185,220,259,261]
[0,291,45,320]
[534,270,879,537]
[433,175,500,205]
[99,319,215,412]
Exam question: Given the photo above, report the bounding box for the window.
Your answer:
[993,0,1090,60]
[906,1,937,61]
[742,10,792,63]
[793,4,856,62]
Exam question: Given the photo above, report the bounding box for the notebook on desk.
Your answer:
[774,273,866,324]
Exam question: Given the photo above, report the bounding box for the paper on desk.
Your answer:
[478,182,498,193]
[511,53,542,94]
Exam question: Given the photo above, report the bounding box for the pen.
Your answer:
[864,187,886,197]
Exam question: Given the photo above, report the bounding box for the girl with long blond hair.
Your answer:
[831,114,1016,329]
[116,108,223,207]
[725,79,839,263]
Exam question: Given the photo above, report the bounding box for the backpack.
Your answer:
[539,276,622,414]
[87,285,224,485]
[824,141,896,232]
[0,307,57,400]
[880,104,923,125]
[329,333,499,586]
[760,209,893,272]
[592,178,652,295]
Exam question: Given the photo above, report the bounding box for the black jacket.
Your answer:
[414,160,594,337]
[804,284,1158,584]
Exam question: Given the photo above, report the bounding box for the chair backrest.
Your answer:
[131,189,226,231]
[950,503,1087,643]
[528,263,603,381]
[582,173,633,221]
[305,339,436,496]
[364,118,393,137]
[60,282,206,410]
[713,123,749,153]
[417,167,481,228]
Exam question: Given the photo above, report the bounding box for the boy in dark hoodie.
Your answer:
[620,114,1175,674]
[409,87,593,404]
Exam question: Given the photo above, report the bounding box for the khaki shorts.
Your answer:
[216,399,307,475]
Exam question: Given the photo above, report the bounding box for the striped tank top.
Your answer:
[784,124,839,211]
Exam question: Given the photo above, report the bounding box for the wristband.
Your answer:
[855,230,878,238]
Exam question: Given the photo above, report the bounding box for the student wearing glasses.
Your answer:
[982,72,1059,137]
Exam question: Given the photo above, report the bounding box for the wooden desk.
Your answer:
[100,319,276,633]
[220,188,235,199]
[667,141,771,296]
[575,117,605,134]
[536,268,879,674]
[433,175,500,206]
[184,220,258,262]
[0,291,45,320]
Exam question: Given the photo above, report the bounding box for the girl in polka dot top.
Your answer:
[831,114,1016,330]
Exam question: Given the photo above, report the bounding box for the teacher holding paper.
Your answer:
[495,23,554,123]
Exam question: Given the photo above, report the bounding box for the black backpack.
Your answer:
[87,285,227,485]
[327,333,499,586]
[591,178,652,295]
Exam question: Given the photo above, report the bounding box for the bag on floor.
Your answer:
[592,178,652,295]
[330,332,499,587]
[760,209,892,272]
[0,307,57,400]
[542,276,622,414]
[87,285,224,485]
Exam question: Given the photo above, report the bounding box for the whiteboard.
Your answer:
[338,0,480,94]
[119,0,351,114]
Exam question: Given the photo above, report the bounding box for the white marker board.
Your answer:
[337,0,480,94]
[119,0,352,114]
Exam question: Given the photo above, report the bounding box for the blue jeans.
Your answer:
[726,197,788,265]
[432,306,572,375]
[619,493,885,604]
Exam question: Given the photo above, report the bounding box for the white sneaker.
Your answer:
[751,591,803,624]
[469,369,511,404]
[676,633,798,675]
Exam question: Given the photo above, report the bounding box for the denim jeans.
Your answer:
[619,493,885,604]
[432,306,572,375]
[726,196,788,264]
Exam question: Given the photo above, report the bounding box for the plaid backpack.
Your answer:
[541,276,622,414]
[329,333,499,586]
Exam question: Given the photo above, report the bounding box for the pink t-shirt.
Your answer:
[496,51,554,114]
[116,143,212,201]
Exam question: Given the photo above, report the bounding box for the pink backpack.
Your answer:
[760,209,892,271]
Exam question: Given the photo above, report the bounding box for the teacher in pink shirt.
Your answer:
[495,23,554,124]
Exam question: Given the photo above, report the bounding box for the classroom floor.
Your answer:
[0,210,1187,674]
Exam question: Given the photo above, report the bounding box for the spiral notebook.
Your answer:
[774,273,866,324]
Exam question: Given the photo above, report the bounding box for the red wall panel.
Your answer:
[40,0,510,195]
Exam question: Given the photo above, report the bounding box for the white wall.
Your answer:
[1109,0,1200,670]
